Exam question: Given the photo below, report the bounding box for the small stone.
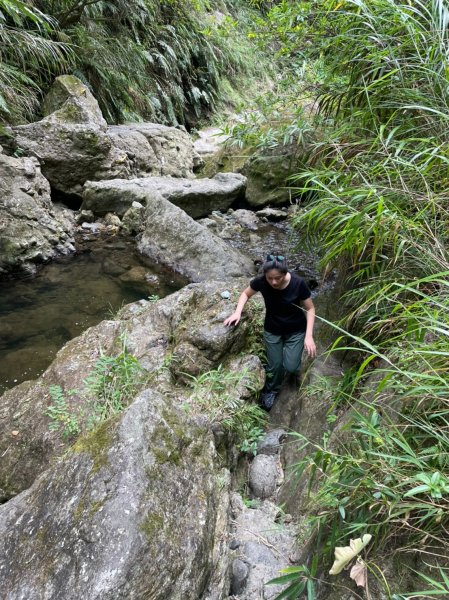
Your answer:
[220,290,231,299]
[230,558,249,595]
[229,539,240,550]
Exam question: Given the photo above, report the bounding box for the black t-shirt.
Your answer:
[250,271,311,335]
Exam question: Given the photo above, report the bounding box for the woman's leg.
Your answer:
[263,331,284,392]
[283,331,305,375]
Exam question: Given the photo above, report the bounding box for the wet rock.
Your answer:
[0,389,230,600]
[231,209,260,231]
[137,190,254,282]
[256,207,288,222]
[81,172,246,220]
[0,152,76,276]
[0,280,256,499]
[118,266,151,285]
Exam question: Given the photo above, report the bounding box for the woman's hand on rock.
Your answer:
[223,312,241,327]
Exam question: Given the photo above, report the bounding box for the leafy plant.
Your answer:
[45,340,147,436]
[83,341,147,424]
[267,564,317,600]
[45,384,81,438]
[186,364,268,453]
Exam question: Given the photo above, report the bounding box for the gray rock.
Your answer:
[231,499,298,600]
[231,209,260,231]
[3,75,128,197]
[81,172,246,219]
[108,123,201,178]
[242,541,279,567]
[121,203,145,236]
[0,153,76,276]
[193,126,228,157]
[243,144,304,208]
[0,280,256,500]
[103,212,121,227]
[257,428,287,456]
[0,389,230,600]
[248,454,283,499]
[137,190,254,282]
[3,77,202,197]
[41,74,107,127]
[256,207,288,222]
[231,558,249,595]
[76,209,95,224]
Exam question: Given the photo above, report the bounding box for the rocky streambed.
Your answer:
[0,74,348,600]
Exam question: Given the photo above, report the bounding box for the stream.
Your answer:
[0,218,323,396]
[0,235,187,394]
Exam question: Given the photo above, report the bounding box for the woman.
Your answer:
[224,254,316,409]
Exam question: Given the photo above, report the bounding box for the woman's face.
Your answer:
[265,268,287,289]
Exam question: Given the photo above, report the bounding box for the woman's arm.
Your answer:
[301,297,317,357]
[223,287,257,326]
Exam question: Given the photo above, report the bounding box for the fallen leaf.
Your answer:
[350,557,367,587]
[329,534,372,575]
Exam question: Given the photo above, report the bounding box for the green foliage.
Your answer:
[45,340,147,437]
[45,384,81,438]
[229,1,449,596]
[267,564,317,600]
[2,0,271,125]
[83,343,146,424]
[186,364,267,454]
[0,0,72,122]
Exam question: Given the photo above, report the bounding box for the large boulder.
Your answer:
[108,123,202,178]
[0,151,76,276]
[137,191,254,281]
[3,76,124,196]
[0,389,230,599]
[0,280,255,500]
[81,172,246,219]
[2,76,201,197]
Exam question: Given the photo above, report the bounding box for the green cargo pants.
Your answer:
[263,330,305,392]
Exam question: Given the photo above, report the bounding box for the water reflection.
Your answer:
[0,237,187,394]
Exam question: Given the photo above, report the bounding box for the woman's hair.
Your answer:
[263,254,288,274]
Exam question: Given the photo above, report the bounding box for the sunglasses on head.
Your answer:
[267,254,285,262]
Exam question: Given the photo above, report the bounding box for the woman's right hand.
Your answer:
[223,312,241,326]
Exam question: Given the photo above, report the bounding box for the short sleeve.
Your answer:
[297,278,311,301]
[250,276,264,292]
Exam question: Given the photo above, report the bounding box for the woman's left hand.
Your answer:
[304,335,317,358]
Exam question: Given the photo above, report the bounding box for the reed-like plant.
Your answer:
[228,1,449,597]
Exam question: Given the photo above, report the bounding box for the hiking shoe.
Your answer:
[260,391,277,411]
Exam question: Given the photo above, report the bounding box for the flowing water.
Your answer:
[0,236,187,394]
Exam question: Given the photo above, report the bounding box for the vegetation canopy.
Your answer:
[0,0,270,125]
